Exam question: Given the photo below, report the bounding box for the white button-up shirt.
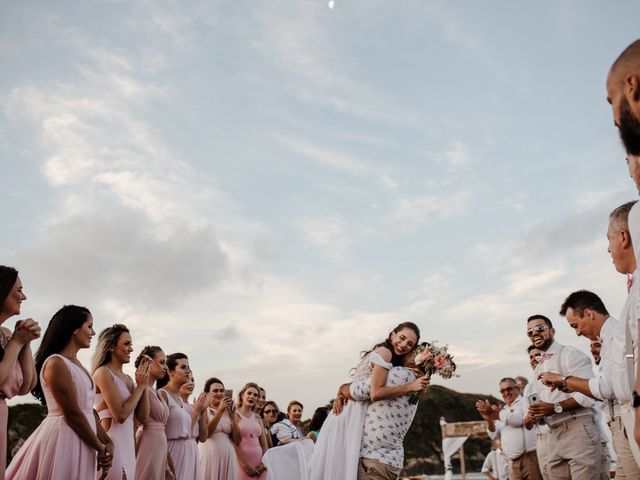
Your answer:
[487,395,537,460]
[534,340,596,409]
[482,448,509,480]
[611,281,639,404]
[523,381,549,434]
[586,317,621,420]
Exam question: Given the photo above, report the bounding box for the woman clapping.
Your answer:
[93,324,150,480]
[0,266,40,480]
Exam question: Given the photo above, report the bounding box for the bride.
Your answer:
[308,322,428,480]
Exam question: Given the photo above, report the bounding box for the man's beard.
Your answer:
[618,96,640,156]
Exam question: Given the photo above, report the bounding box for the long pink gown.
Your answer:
[95,369,136,480]
[183,403,200,479]
[163,390,198,480]
[198,407,238,480]
[237,412,267,480]
[6,354,96,479]
[136,388,170,480]
[0,327,24,480]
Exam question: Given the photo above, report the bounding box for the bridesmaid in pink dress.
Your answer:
[178,374,208,479]
[93,324,151,480]
[7,305,113,479]
[235,383,268,480]
[0,267,40,480]
[199,377,240,480]
[134,346,174,480]
[158,353,201,480]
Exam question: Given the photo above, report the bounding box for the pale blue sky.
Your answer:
[1,0,639,412]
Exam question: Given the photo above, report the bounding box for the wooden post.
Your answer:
[459,445,466,480]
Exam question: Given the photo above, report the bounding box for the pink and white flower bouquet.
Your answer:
[409,341,457,404]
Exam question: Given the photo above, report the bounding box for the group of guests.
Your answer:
[0,265,334,480]
[474,38,640,480]
[0,268,428,480]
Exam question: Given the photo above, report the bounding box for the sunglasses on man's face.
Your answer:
[527,325,548,337]
[499,386,515,394]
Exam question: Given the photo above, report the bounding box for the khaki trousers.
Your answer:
[599,442,610,480]
[608,416,640,480]
[357,458,401,480]
[509,450,542,480]
[547,414,601,480]
[536,431,550,480]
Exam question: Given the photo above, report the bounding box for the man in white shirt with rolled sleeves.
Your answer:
[541,289,635,478]
[476,378,541,480]
[529,314,601,480]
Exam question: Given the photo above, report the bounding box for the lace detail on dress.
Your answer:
[351,351,391,382]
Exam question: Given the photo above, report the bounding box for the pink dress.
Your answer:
[95,369,136,480]
[136,388,170,480]
[199,407,238,480]
[7,354,96,479]
[237,412,267,480]
[0,327,24,480]
[184,403,200,479]
[163,390,198,480]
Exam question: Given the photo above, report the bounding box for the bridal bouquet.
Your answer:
[409,341,457,404]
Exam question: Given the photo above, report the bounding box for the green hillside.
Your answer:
[7,403,46,462]
[402,385,500,475]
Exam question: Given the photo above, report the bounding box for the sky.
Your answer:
[2,0,640,415]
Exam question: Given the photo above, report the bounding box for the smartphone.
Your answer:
[527,393,540,405]
[224,389,233,399]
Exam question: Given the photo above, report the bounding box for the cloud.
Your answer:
[385,190,471,230]
[18,208,228,309]
[296,215,352,258]
[472,206,613,271]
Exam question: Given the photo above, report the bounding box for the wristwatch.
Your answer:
[632,391,640,409]
[553,402,563,414]
[560,375,572,392]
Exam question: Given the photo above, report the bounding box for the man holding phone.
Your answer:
[528,314,600,480]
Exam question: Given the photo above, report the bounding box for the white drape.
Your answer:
[442,436,468,480]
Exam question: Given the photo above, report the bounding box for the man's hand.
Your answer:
[475,400,500,421]
[333,393,348,415]
[538,372,567,392]
[528,401,554,419]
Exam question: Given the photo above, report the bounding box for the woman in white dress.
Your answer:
[308,322,428,480]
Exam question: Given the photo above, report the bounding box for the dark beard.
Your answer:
[618,96,640,156]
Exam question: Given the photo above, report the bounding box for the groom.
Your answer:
[337,354,421,480]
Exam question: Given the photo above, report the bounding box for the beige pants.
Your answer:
[608,416,640,480]
[357,458,401,480]
[536,431,550,480]
[547,414,602,480]
[599,442,610,480]
[509,450,542,480]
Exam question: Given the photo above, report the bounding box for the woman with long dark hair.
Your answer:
[7,305,113,479]
[0,266,40,480]
[199,377,240,479]
[134,346,174,480]
[93,324,150,480]
[309,322,428,480]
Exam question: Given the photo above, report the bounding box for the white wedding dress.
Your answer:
[308,351,391,480]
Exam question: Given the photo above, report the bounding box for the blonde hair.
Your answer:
[237,382,260,407]
[91,324,130,372]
